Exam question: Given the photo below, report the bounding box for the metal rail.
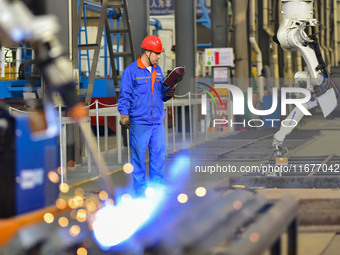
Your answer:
[308,154,335,176]
[217,133,273,159]
[223,195,298,255]
[219,176,340,189]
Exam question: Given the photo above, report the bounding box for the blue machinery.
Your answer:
[197,0,211,29]
[0,0,211,99]
[78,0,122,78]
[78,0,164,80]
[0,46,39,99]
[0,106,59,218]
[78,0,211,79]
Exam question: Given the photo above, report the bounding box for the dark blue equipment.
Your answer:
[0,106,59,218]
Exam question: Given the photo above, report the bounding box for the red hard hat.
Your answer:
[140,35,165,53]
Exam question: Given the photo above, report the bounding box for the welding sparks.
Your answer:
[92,187,166,248]
[195,187,207,197]
[177,193,188,204]
[92,155,190,249]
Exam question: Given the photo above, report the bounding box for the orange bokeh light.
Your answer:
[233,200,243,210]
[69,225,81,237]
[123,163,134,174]
[48,171,60,183]
[59,183,70,193]
[99,191,108,201]
[57,166,66,175]
[77,247,87,255]
[76,209,87,222]
[43,213,54,224]
[56,198,67,210]
[58,217,69,228]
[249,233,260,243]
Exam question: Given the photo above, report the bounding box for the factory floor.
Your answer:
[60,110,340,255]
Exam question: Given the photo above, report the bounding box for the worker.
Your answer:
[118,35,176,195]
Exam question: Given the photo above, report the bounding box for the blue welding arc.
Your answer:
[198,87,217,106]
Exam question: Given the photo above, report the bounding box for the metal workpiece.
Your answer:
[299,208,340,227]
[216,133,273,160]
[1,223,54,255]
[0,211,93,255]
[220,176,340,189]
[299,199,340,227]
[127,190,297,255]
[106,189,281,255]
[321,233,340,255]
[186,195,267,255]
[143,190,266,255]
[134,188,227,247]
[185,129,321,162]
[0,190,274,255]
[222,195,298,255]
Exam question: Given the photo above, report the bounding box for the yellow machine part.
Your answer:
[0,205,69,247]
[0,66,17,81]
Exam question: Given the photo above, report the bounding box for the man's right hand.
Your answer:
[120,115,130,129]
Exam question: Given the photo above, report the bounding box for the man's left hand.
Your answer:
[165,87,176,100]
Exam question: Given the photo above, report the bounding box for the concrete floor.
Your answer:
[60,111,340,254]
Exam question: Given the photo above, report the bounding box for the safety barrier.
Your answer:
[6,90,230,181]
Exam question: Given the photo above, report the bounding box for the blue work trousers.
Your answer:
[129,123,165,191]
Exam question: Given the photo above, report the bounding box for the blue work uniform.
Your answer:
[118,57,170,192]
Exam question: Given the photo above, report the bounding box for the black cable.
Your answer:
[309,26,331,96]
[310,22,324,38]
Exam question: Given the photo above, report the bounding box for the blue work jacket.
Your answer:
[118,57,170,124]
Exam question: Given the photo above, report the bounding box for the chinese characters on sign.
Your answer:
[150,0,211,16]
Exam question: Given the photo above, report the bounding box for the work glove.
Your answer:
[120,115,130,129]
[165,87,176,100]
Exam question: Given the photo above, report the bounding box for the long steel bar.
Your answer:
[224,195,298,255]
[308,154,334,176]
[221,176,340,189]
[187,196,267,255]
[217,134,272,159]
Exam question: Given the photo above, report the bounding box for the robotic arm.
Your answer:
[276,0,329,92]
[0,0,87,120]
[0,0,116,198]
[272,0,339,156]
